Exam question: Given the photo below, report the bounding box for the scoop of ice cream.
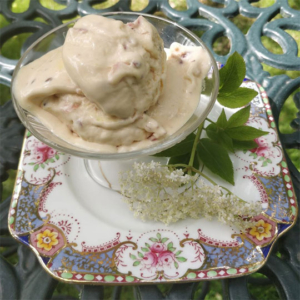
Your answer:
[13,48,78,112]
[62,15,166,119]
[168,42,211,86]
[41,93,166,146]
[147,43,211,134]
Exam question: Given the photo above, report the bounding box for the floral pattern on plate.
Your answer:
[245,215,277,246]
[8,81,298,284]
[30,224,66,256]
[115,231,204,280]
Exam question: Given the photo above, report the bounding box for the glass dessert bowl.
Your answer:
[12,12,219,158]
[12,12,219,188]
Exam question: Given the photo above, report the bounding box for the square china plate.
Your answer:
[9,81,297,284]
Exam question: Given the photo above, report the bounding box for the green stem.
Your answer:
[189,167,216,185]
[168,164,190,168]
[188,122,204,175]
[206,118,215,124]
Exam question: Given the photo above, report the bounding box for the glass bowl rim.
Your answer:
[11,11,219,160]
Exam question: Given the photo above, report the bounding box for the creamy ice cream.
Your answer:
[13,15,211,153]
[63,15,166,119]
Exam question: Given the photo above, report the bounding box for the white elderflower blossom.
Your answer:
[119,162,262,231]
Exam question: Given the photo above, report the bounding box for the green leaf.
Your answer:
[216,109,228,128]
[174,261,179,269]
[176,257,187,262]
[175,250,182,256]
[133,261,141,266]
[130,254,137,260]
[141,247,149,252]
[249,152,258,159]
[218,88,258,108]
[161,238,169,243]
[154,133,195,157]
[219,52,246,93]
[227,106,251,128]
[206,123,218,139]
[55,154,59,160]
[206,124,234,152]
[167,242,173,250]
[156,233,161,240]
[28,162,35,165]
[49,158,55,163]
[168,153,190,166]
[259,156,265,161]
[145,243,151,248]
[225,126,268,141]
[41,163,45,169]
[138,252,144,258]
[232,140,258,150]
[149,238,158,242]
[33,164,39,172]
[169,247,176,252]
[262,161,268,167]
[198,139,234,184]
[218,132,234,152]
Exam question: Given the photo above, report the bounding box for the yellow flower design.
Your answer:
[36,229,59,251]
[249,220,272,241]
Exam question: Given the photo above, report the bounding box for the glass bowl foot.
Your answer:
[84,156,169,191]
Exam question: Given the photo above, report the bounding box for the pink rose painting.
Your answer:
[150,242,167,253]
[130,233,187,271]
[32,144,56,164]
[233,117,282,177]
[24,139,64,171]
[245,117,282,172]
[142,252,158,269]
[250,137,272,157]
[157,251,176,268]
[249,136,274,166]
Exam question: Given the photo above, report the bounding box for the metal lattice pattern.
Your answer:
[0,0,299,299]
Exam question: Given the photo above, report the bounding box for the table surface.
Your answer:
[0,0,299,299]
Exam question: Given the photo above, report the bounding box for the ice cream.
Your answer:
[13,15,211,153]
[63,15,166,119]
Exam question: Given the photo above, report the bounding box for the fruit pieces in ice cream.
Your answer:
[147,42,211,135]
[13,15,212,153]
[41,93,166,147]
[63,14,166,119]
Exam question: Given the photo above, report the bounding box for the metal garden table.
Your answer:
[0,0,299,299]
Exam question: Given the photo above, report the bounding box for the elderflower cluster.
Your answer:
[119,162,262,231]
